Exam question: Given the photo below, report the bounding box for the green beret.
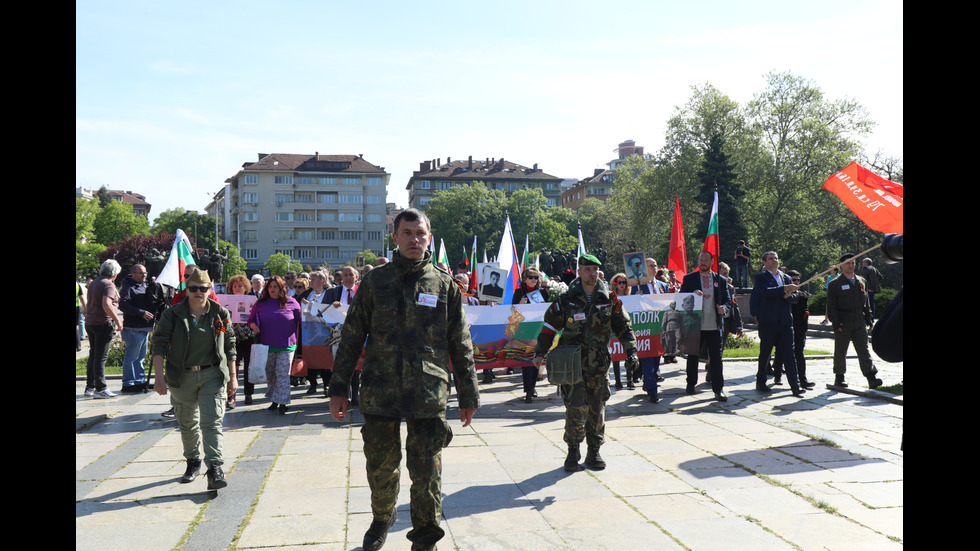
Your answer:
[579,253,601,266]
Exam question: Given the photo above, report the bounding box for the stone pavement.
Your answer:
[76,335,902,550]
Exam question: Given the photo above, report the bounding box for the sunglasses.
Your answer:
[187,285,211,293]
[526,276,539,280]
[614,280,627,285]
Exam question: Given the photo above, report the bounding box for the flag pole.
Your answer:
[797,243,883,287]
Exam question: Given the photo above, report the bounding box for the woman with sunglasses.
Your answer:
[248,275,302,414]
[152,268,237,490]
[513,267,548,402]
[609,273,635,390]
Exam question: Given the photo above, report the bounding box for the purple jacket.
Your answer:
[247,297,301,348]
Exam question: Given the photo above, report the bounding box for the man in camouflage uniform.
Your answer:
[330,208,479,551]
[532,254,638,472]
[827,253,883,389]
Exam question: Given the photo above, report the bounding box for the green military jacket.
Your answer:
[535,277,637,373]
[826,273,873,328]
[329,251,479,419]
[151,298,236,388]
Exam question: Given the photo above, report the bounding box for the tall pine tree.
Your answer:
[696,134,747,268]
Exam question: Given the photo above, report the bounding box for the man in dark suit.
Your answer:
[749,251,805,397]
[679,251,730,401]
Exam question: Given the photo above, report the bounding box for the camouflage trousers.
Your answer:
[361,414,451,548]
[559,370,611,449]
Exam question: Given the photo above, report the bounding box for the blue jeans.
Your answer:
[121,328,150,387]
[641,356,661,398]
[736,264,749,288]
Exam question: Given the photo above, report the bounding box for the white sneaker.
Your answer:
[93,389,117,399]
[84,387,95,397]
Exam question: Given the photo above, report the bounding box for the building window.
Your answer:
[338,213,363,222]
[367,231,382,241]
[295,248,313,259]
[244,174,258,185]
[296,212,314,221]
[342,177,360,186]
[275,212,294,222]
[295,230,314,240]
[297,177,313,185]
[275,230,294,240]
[242,211,258,222]
[242,192,257,204]
[339,194,362,204]
[366,213,382,223]
[244,230,257,241]
[274,249,295,257]
[419,180,430,189]
[274,176,293,185]
[295,193,313,203]
[320,177,336,186]
[319,193,337,203]
[319,212,336,222]
[339,231,362,240]
[366,195,382,204]
[242,249,258,260]
[418,197,431,206]
[320,230,335,240]
[367,177,382,186]
[275,194,293,203]
[547,198,557,207]
[322,249,339,259]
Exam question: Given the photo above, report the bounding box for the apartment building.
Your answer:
[218,153,389,270]
[406,156,563,209]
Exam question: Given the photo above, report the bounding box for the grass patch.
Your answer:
[876,383,903,395]
[722,334,825,359]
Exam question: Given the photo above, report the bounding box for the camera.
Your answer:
[881,234,902,264]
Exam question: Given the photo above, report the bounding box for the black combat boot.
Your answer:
[585,447,606,470]
[363,510,397,551]
[564,445,581,472]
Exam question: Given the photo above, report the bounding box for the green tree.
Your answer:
[695,133,747,264]
[76,198,106,278]
[741,71,874,276]
[424,182,509,264]
[93,199,150,247]
[264,252,302,277]
[217,239,248,279]
[152,207,217,251]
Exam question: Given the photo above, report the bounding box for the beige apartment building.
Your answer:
[214,153,389,270]
[406,156,563,209]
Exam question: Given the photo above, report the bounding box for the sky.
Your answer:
[76,0,903,223]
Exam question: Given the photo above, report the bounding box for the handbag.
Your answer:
[290,356,307,377]
[545,345,583,386]
[248,343,269,384]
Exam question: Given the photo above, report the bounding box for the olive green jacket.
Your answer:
[329,251,479,418]
[535,277,637,373]
[151,298,236,388]
[826,274,873,328]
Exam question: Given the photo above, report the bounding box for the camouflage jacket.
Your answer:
[535,277,636,373]
[329,251,479,418]
[826,274,873,327]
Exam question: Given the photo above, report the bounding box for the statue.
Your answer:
[210,248,228,284]
[144,248,166,279]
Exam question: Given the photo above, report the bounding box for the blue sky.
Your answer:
[76,0,903,220]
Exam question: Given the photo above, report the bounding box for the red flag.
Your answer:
[668,196,688,281]
[822,162,903,234]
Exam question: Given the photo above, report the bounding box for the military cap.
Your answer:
[578,253,601,266]
[186,268,212,285]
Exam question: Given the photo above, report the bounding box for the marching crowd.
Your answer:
[77,219,889,550]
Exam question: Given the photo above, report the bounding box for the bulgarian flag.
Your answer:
[577,223,586,258]
[702,189,720,272]
[437,238,450,270]
[668,196,688,281]
[468,236,478,293]
[157,229,195,290]
[520,234,529,274]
